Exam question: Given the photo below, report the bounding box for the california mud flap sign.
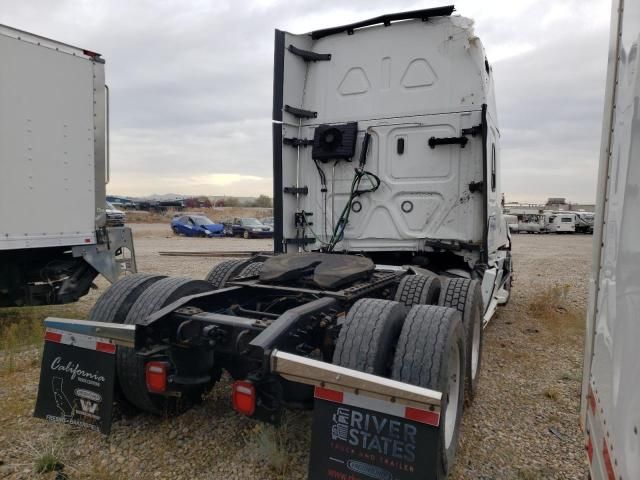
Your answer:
[34,328,116,434]
[309,387,440,480]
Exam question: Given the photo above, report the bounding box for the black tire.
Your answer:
[117,277,216,415]
[204,259,248,288]
[88,274,166,324]
[394,274,441,307]
[171,227,179,235]
[439,278,483,404]
[88,274,166,415]
[391,305,465,480]
[333,298,406,376]
[237,261,264,278]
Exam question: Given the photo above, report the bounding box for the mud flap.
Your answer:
[308,387,440,480]
[34,328,116,434]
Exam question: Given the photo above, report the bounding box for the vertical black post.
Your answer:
[272,30,285,253]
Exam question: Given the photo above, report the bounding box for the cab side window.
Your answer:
[491,144,496,192]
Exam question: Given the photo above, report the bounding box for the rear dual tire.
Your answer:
[394,274,441,307]
[118,277,217,415]
[90,275,217,416]
[333,299,465,480]
[204,259,264,288]
[391,305,465,480]
[332,298,406,376]
[439,278,484,404]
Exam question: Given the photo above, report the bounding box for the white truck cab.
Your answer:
[273,8,511,317]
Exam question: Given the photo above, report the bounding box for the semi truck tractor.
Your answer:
[33,7,512,479]
[581,0,640,478]
[0,25,136,307]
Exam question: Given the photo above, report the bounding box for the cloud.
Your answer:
[1,0,610,202]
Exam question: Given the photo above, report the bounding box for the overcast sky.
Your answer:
[3,0,610,203]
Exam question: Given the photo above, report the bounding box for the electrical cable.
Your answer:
[326,130,380,251]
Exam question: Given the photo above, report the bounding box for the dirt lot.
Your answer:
[0,226,590,479]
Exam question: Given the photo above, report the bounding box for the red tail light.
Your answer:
[145,361,169,393]
[232,380,256,416]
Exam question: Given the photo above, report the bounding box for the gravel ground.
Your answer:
[0,225,591,479]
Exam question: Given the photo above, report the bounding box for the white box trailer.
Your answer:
[581,0,640,478]
[0,25,135,306]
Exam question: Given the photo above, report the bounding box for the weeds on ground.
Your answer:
[244,412,310,477]
[0,304,86,373]
[517,466,554,480]
[527,284,583,335]
[543,386,561,402]
[34,451,64,474]
[0,313,44,373]
[528,283,571,317]
[24,438,66,475]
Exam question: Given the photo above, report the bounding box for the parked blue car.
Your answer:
[171,215,224,237]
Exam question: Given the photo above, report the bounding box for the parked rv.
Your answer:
[573,211,594,234]
[548,213,576,233]
[517,213,546,234]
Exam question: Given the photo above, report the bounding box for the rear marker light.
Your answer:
[145,361,168,393]
[232,380,256,416]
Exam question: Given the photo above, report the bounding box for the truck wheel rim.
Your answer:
[471,312,481,379]
[445,340,461,449]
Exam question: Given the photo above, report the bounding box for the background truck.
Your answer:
[0,25,136,307]
[581,0,640,478]
[34,7,512,479]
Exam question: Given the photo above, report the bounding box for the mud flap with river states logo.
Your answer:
[308,387,440,480]
[34,328,116,434]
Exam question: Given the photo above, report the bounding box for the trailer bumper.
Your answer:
[271,349,441,412]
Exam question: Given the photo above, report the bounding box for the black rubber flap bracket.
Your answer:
[285,105,318,119]
[288,44,331,62]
